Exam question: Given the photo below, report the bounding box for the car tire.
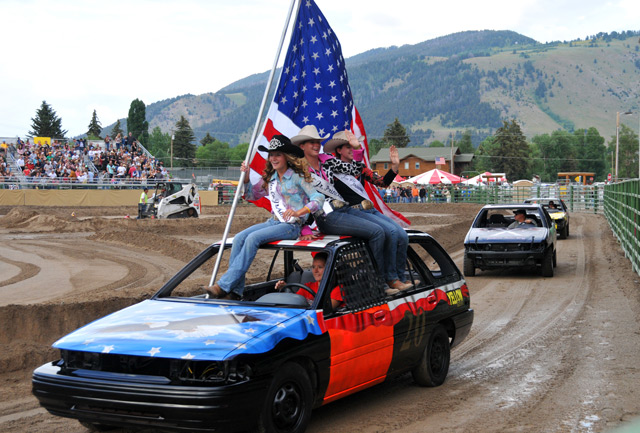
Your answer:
[560,225,568,239]
[541,249,554,277]
[463,254,475,277]
[255,362,314,433]
[553,249,557,268]
[411,324,450,387]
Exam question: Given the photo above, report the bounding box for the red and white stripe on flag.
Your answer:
[246,0,409,227]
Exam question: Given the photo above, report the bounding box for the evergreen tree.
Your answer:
[111,119,124,139]
[490,120,530,180]
[429,140,445,147]
[383,118,410,148]
[127,99,149,144]
[173,116,197,167]
[29,100,68,138]
[200,132,216,146]
[87,109,102,139]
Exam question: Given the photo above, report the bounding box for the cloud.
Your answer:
[1,0,639,137]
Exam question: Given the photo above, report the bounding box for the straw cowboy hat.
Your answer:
[258,135,304,158]
[323,130,365,154]
[290,125,330,146]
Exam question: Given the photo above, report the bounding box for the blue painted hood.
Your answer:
[465,227,549,244]
[53,300,323,361]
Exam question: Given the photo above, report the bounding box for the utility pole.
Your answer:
[170,133,174,170]
[450,133,454,174]
[615,112,620,182]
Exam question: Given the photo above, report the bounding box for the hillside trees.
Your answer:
[127,99,149,144]
[29,101,67,138]
[172,116,196,167]
[87,109,102,139]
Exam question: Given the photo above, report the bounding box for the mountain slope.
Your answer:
[104,30,640,147]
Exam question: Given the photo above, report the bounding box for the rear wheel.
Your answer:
[541,249,554,277]
[463,253,475,277]
[255,362,313,433]
[411,324,450,387]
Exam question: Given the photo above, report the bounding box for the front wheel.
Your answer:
[463,253,475,277]
[541,249,554,277]
[255,362,313,433]
[411,324,450,387]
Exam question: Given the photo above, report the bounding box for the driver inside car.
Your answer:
[275,252,344,309]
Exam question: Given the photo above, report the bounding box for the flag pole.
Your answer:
[209,0,301,287]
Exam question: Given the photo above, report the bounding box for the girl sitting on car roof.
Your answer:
[205,135,325,301]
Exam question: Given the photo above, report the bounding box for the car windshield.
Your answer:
[474,208,545,228]
[158,244,321,308]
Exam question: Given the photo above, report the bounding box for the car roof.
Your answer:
[213,230,434,251]
[525,197,562,202]
[480,204,543,210]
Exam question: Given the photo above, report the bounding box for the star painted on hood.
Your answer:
[181,353,195,360]
[102,345,114,353]
[148,347,161,356]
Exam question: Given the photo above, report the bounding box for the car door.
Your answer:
[319,241,395,404]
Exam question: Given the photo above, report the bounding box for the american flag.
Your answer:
[435,157,446,165]
[248,0,409,226]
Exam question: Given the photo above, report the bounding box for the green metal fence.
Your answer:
[385,183,605,214]
[603,179,640,276]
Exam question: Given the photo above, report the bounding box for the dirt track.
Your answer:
[1,204,639,432]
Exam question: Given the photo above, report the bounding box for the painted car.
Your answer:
[523,197,570,239]
[32,230,473,433]
[463,204,557,277]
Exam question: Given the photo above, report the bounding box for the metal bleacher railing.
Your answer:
[603,179,640,276]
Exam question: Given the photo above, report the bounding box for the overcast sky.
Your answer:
[2,0,639,138]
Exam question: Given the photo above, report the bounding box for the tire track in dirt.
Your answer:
[0,255,40,288]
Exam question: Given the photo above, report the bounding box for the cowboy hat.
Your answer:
[258,135,304,158]
[290,125,330,146]
[323,130,365,154]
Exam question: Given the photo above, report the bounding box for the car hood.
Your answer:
[53,299,323,361]
[465,227,549,243]
[548,211,567,220]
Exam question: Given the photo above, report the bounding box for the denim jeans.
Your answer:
[217,219,301,296]
[315,207,385,273]
[357,208,408,282]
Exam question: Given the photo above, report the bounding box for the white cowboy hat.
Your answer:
[323,130,365,154]
[290,125,330,146]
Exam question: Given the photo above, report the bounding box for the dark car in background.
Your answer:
[524,197,570,239]
[463,204,557,277]
[32,231,473,433]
